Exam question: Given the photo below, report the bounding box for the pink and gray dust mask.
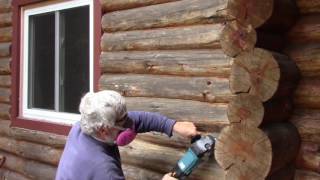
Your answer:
[113,116,137,146]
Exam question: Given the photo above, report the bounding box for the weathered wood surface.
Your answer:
[137,132,191,149]
[0,42,10,57]
[0,0,11,13]
[0,120,66,148]
[124,97,229,132]
[290,109,320,143]
[0,135,63,165]
[295,170,320,180]
[0,27,11,42]
[100,74,232,103]
[101,24,256,56]
[0,103,10,119]
[100,0,178,12]
[227,94,292,127]
[102,0,274,29]
[0,168,30,180]
[102,0,230,32]
[0,150,56,180]
[0,75,10,87]
[297,0,320,14]
[288,15,320,44]
[100,50,233,77]
[285,43,320,77]
[296,142,320,173]
[120,139,225,180]
[262,123,301,174]
[0,57,10,75]
[215,125,272,180]
[215,123,300,179]
[294,78,320,109]
[230,48,299,102]
[0,12,11,27]
[122,164,163,180]
[259,0,298,33]
[0,87,10,103]
[265,164,295,180]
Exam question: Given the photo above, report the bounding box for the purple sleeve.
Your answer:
[128,111,176,137]
[92,162,125,180]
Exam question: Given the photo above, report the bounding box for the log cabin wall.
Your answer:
[0,0,316,180]
[0,0,66,179]
[286,0,320,179]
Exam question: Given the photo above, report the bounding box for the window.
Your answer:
[12,0,101,134]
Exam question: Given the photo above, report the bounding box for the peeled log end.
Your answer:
[230,48,280,102]
[226,0,273,28]
[215,124,272,179]
[220,21,257,57]
[227,94,264,127]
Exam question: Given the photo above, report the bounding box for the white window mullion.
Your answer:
[55,11,60,112]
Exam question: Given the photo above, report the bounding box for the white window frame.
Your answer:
[20,0,94,125]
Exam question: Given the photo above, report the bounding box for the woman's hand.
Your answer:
[173,121,200,138]
[162,173,177,180]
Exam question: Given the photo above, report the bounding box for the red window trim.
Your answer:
[11,0,101,136]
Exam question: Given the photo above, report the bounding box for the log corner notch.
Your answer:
[215,123,300,180]
[229,48,300,102]
[225,0,274,28]
[227,94,293,127]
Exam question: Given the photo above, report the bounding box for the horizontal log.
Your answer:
[297,0,320,14]
[265,164,295,180]
[120,139,225,180]
[0,13,11,27]
[230,48,300,102]
[101,23,257,57]
[0,135,63,165]
[124,97,229,132]
[0,103,10,119]
[102,0,229,32]
[295,169,320,180]
[285,43,320,78]
[137,132,190,149]
[294,78,320,109]
[0,120,66,148]
[216,123,300,179]
[215,125,272,179]
[227,94,293,127]
[0,0,11,13]
[122,164,163,180]
[262,122,301,174]
[0,57,10,75]
[296,142,320,173]
[0,150,56,180]
[0,75,11,87]
[288,15,320,44]
[0,42,10,57]
[290,109,320,143]
[0,27,11,42]
[100,0,178,12]
[0,168,30,180]
[100,74,232,103]
[100,50,233,77]
[0,87,10,103]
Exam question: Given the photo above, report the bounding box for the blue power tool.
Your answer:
[171,135,216,179]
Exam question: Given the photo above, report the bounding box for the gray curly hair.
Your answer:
[79,90,127,136]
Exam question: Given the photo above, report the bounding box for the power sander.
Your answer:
[171,135,216,179]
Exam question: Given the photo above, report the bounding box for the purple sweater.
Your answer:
[55,111,176,180]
